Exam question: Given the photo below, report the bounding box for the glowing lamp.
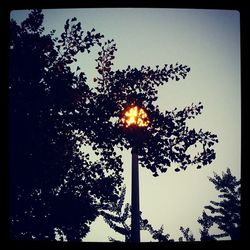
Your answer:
[121,106,150,128]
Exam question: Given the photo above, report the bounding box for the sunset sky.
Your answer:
[11,8,241,241]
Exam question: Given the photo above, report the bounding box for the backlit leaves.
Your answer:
[10,8,219,241]
[89,40,218,176]
[9,10,121,241]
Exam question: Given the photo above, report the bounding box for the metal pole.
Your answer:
[131,147,140,242]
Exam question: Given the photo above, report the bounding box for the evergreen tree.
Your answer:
[198,168,240,240]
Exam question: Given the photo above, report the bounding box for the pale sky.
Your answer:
[11,8,241,242]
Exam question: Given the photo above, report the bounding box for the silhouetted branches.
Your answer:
[178,227,195,241]
[9,9,122,241]
[9,9,219,241]
[91,38,218,176]
[198,168,240,240]
[100,186,174,242]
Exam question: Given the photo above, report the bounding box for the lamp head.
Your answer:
[121,106,150,128]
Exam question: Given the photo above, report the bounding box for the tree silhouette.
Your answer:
[177,227,195,242]
[9,9,218,241]
[198,168,240,240]
[99,186,131,242]
[102,169,240,242]
[9,10,122,241]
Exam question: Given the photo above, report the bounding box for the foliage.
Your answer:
[92,39,218,176]
[9,9,219,241]
[9,10,122,241]
[198,168,240,240]
[142,223,174,242]
[178,227,195,241]
[179,168,240,242]
[99,186,131,242]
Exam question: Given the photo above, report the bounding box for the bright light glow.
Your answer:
[121,106,150,128]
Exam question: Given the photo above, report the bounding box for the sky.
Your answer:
[10,8,241,242]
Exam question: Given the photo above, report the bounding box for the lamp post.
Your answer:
[131,145,140,242]
[121,106,150,242]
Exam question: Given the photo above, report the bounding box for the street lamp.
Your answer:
[121,105,150,242]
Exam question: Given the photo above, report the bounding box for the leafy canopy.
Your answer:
[9,9,218,241]
[9,9,122,241]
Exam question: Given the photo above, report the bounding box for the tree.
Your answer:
[99,186,131,242]
[9,9,218,241]
[9,10,123,241]
[177,169,240,242]
[198,168,240,240]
